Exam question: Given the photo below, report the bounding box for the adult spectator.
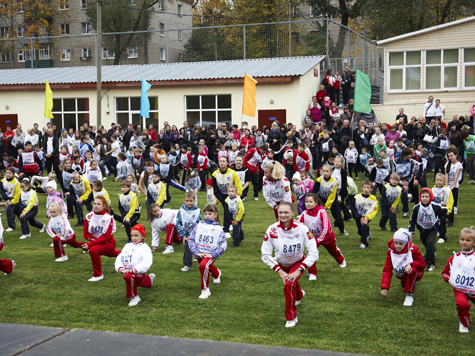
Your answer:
[217,124,229,143]
[162,125,176,152]
[316,85,326,105]
[123,124,134,150]
[108,123,117,137]
[231,125,242,141]
[396,108,408,124]
[43,128,60,177]
[33,123,43,147]
[25,128,39,147]
[447,114,461,132]
[88,126,96,140]
[448,123,462,149]
[310,102,322,123]
[198,125,211,146]
[423,96,437,122]
[136,125,143,136]
[341,70,351,105]
[434,99,445,122]
[385,125,401,145]
[325,69,334,102]
[267,122,283,159]
[147,124,157,142]
[348,82,355,101]
[339,120,352,152]
[240,128,254,149]
[353,122,369,152]
[11,128,25,156]
[52,125,61,140]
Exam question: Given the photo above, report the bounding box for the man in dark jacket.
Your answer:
[43,128,60,177]
[123,124,134,150]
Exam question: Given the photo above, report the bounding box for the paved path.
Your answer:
[0,323,370,356]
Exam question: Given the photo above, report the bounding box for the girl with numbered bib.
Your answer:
[262,161,292,220]
[149,203,179,254]
[188,204,227,299]
[381,228,426,307]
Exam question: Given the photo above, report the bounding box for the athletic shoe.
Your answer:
[39,224,46,233]
[425,264,435,272]
[163,202,170,206]
[359,243,366,249]
[19,234,31,239]
[308,274,317,281]
[49,243,54,247]
[75,222,84,227]
[213,269,222,283]
[469,180,475,185]
[344,218,353,222]
[193,257,198,262]
[380,225,387,231]
[88,275,104,282]
[355,177,359,180]
[152,247,156,252]
[295,290,305,305]
[403,294,414,307]
[102,177,107,181]
[459,322,469,333]
[5,228,14,232]
[367,232,372,242]
[285,317,298,328]
[403,213,408,218]
[225,232,231,239]
[149,273,155,286]
[199,288,211,299]
[454,207,458,215]
[163,246,174,254]
[128,296,141,307]
[437,238,446,244]
[55,256,68,262]
[254,197,258,201]
[4,260,15,275]
[241,197,246,202]
[339,259,347,268]
[391,228,398,233]
[447,222,454,228]
[340,230,349,236]
[67,215,74,220]
[181,266,192,272]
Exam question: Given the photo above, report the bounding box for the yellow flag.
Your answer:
[44,80,54,119]
[242,73,258,117]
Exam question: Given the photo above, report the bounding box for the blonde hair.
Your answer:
[71,171,80,178]
[435,173,446,183]
[49,202,62,214]
[390,172,400,181]
[460,227,475,241]
[264,161,285,180]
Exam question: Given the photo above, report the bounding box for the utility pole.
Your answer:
[96,0,102,128]
[288,1,291,56]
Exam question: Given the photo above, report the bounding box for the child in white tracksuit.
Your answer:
[115,224,154,307]
[149,203,179,254]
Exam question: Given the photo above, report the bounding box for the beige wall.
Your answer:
[0,63,322,131]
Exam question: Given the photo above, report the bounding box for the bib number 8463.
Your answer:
[455,274,475,287]
[198,235,214,244]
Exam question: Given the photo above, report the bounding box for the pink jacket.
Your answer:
[385,131,400,145]
[299,206,335,245]
[46,191,68,218]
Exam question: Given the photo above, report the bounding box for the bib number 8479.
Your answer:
[455,274,475,287]
[283,243,301,254]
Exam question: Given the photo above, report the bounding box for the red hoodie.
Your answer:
[292,150,310,173]
[381,239,426,290]
[197,152,209,170]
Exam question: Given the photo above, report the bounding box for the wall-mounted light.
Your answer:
[106,106,110,114]
[269,99,274,104]
[5,105,9,110]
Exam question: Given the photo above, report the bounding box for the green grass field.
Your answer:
[0,172,474,356]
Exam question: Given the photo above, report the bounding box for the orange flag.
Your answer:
[242,73,258,117]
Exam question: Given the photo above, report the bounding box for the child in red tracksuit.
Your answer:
[0,220,15,275]
[381,228,426,307]
[442,227,475,333]
[299,193,346,281]
[196,144,209,192]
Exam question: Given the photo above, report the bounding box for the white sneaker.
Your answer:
[102,177,107,181]
[163,246,174,254]
[403,294,414,307]
[437,238,445,244]
[49,243,54,247]
[225,232,231,239]
[285,317,298,328]
[308,274,317,281]
[193,257,198,262]
[340,230,349,236]
[241,197,246,202]
[19,234,31,239]
[5,228,14,232]
[128,296,141,307]
[181,266,192,272]
[295,290,305,305]
[254,197,258,201]
[39,224,46,233]
[213,269,222,283]
[403,213,408,218]
[88,275,104,282]
[199,288,211,299]
[459,322,469,333]
[359,243,366,249]
[454,207,458,215]
[149,273,155,286]
[339,259,347,268]
[55,255,68,262]
[367,232,372,242]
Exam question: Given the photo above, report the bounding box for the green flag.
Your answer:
[354,69,372,114]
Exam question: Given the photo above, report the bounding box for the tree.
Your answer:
[86,0,159,65]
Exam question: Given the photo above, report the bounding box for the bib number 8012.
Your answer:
[455,275,475,287]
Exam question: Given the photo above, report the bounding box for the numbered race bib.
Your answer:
[355,195,377,217]
[160,164,170,179]
[195,222,222,254]
[318,179,337,199]
[179,208,199,232]
[278,227,305,265]
[198,155,206,167]
[449,254,475,294]
[466,139,475,152]
[331,170,342,191]
[375,168,389,185]
[235,170,246,186]
[347,151,356,164]
[395,162,411,178]
[303,212,325,242]
[62,171,72,188]
[22,152,35,165]
[296,154,307,171]
[432,187,449,205]
[181,153,189,166]
[416,204,437,229]
[390,250,413,277]
[385,184,402,203]
[120,254,134,269]
[322,141,329,152]
[439,139,448,150]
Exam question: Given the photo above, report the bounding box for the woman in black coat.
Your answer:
[267,122,283,161]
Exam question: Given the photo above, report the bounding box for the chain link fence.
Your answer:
[0,19,383,102]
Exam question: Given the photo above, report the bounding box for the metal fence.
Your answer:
[0,19,383,101]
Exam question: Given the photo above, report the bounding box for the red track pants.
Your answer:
[123,273,152,298]
[164,224,181,245]
[198,257,219,289]
[454,289,475,327]
[308,236,345,276]
[0,259,13,274]
[279,258,305,321]
[88,239,121,277]
[397,269,424,294]
[53,234,84,258]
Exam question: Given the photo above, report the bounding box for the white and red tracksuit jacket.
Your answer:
[243,148,262,174]
[262,176,292,209]
[83,210,117,247]
[115,242,153,274]
[46,214,75,240]
[299,206,334,245]
[180,152,193,170]
[442,250,475,297]
[197,153,209,170]
[293,151,310,173]
[150,209,178,247]
[261,220,319,271]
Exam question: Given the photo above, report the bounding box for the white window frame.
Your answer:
[115,96,159,128]
[127,47,138,59]
[81,47,92,59]
[61,48,70,61]
[463,47,475,89]
[17,26,24,37]
[80,0,87,9]
[60,24,70,35]
[102,47,115,59]
[178,30,183,41]
[159,23,165,36]
[1,53,9,62]
[59,0,69,10]
[160,48,165,61]
[38,46,51,60]
[177,4,182,16]
[130,0,136,6]
[309,5,315,17]
[18,50,26,62]
[387,51,421,93]
[81,22,91,35]
[157,0,164,10]
[184,94,232,128]
[425,49,459,91]
[51,98,90,130]
[0,27,8,38]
